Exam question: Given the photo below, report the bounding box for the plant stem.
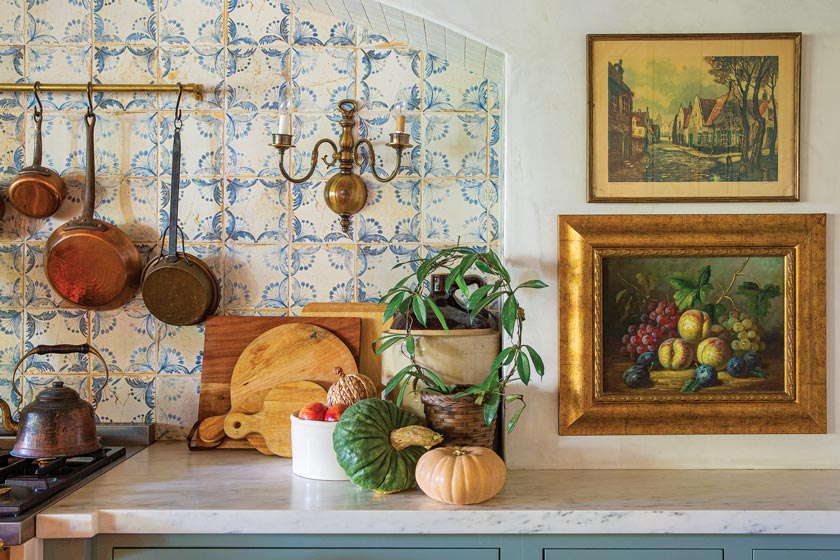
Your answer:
[715,257,751,304]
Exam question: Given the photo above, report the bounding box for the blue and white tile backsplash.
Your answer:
[0,0,501,439]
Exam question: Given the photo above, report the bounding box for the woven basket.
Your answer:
[420,387,497,450]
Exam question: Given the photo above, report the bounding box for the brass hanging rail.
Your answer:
[0,82,203,99]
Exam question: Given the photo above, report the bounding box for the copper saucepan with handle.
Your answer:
[7,82,67,218]
[142,85,219,325]
[44,84,141,309]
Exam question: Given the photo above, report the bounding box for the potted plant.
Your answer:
[375,246,548,445]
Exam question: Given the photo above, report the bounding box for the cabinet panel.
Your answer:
[113,547,499,560]
[544,549,722,560]
[754,551,840,560]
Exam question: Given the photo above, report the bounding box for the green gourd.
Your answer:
[332,398,442,494]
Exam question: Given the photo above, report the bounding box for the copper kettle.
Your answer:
[0,344,108,458]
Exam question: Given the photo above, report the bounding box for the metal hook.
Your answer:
[174,82,183,127]
[32,81,43,122]
[85,82,94,117]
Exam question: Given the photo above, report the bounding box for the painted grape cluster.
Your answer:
[618,301,680,362]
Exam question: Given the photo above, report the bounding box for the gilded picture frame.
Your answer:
[558,214,825,435]
[587,33,801,202]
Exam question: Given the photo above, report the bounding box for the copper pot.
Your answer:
[141,105,218,325]
[0,344,108,458]
[7,83,66,218]
[44,96,141,309]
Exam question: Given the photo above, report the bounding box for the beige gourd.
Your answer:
[415,446,507,505]
[326,367,378,406]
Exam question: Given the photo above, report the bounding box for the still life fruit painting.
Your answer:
[602,255,784,395]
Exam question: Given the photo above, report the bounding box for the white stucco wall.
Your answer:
[379,0,840,469]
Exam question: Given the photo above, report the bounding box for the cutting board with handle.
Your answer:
[302,303,391,390]
[223,381,327,457]
[196,317,360,450]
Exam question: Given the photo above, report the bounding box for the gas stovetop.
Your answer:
[0,447,125,517]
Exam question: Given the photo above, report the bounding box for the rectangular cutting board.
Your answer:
[196,315,361,450]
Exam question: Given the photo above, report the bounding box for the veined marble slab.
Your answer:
[36,442,840,538]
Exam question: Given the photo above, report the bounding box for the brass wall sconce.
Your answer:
[270,98,412,233]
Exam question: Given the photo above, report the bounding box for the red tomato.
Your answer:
[298,402,328,421]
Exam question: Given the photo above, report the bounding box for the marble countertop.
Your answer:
[36,441,840,538]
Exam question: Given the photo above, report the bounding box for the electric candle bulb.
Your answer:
[393,88,409,133]
[277,95,292,135]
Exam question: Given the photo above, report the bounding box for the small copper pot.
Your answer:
[0,344,108,458]
[8,83,66,218]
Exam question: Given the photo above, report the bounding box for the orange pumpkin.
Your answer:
[415,446,506,505]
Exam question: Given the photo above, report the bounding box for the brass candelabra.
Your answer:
[270,99,412,233]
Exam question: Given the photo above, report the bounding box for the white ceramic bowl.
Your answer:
[290,412,349,481]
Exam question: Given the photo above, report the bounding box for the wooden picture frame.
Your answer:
[587,33,801,202]
[558,214,825,435]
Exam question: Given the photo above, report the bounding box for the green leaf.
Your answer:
[382,292,405,323]
[475,259,493,275]
[680,378,702,393]
[615,288,629,305]
[454,274,470,300]
[426,298,449,331]
[516,351,531,384]
[667,273,696,291]
[697,265,712,287]
[486,250,510,282]
[467,283,493,310]
[517,279,548,290]
[704,303,728,324]
[524,344,545,378]
[506,401,526,432]
[751,368,770,378]
[698,282,714,304]
[470,292,503,321]
[673,288,696,312]
[411,294,427,327]
[736,282,781,318]
[419,367,449,392]
[383,368,410,398]
[395,375,411,404]
[373,334,404,356]
[483,391,501,426]
[490,347,516,375]
[501,295,518,337]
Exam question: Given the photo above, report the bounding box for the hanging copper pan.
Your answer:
[142,85,219,325]
[8,82,66,218]
[44,85,141,309]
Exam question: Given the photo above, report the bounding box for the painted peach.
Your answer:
[709,324,731,342]
[696,337,732,370]
[657,338,694,370]
[677,310,712,344]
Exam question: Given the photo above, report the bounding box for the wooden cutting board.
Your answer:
[223,381,327,457]
[302,303,391,390]
[196,316,360,450]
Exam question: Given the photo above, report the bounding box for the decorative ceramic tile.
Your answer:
[26,0,89,45]
[358,47,421,110]
[223,243,288,311]
[354,177,418,243]
[489,114,500,177]
[160,0,223,45]
[294,7,356,47]
[356,244,420,302]
[159,47,225,110]
[94,0,156,45]
[96,176,159,243]
[288,243,355,305]
[487,178,500,243]
[356,110,421,176]
[224,112,278,177]
[23,309,89,373]
[225,46,289,112]
[424,55,494,112]
[229,0,290,46]
[90,374,154,423]
[291,47,355,112]
[89,308,157,374]
[0,0,23,44]
[423,113,487,177]
[159,176,222,242]
[21,374,87,406]
[225,177,289,243]
[422,179,491,244]
[289,180,352,244]
[155,375,199,439]
[0,310,23,375]
[157,323,204,375]
[0,371,21,420]
[94,46,158,110]
[21,242,60,308]
[159,111,225,176]
[0,244,23,308]
[28,47,91,110]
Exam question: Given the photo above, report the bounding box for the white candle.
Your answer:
[278,113,292,135]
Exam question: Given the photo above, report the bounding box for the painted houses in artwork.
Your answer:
[607,60,633,172]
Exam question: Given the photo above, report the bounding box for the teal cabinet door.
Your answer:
[754,551,840,560]
[113,547,500,560]
[545,549,723,560]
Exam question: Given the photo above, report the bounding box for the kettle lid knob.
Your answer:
[51,381,64,388]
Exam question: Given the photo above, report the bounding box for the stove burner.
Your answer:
[0,447,125,517]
